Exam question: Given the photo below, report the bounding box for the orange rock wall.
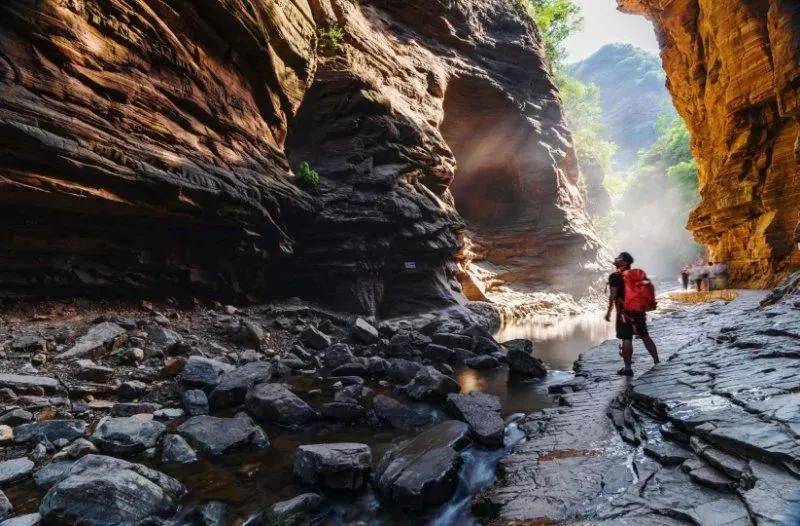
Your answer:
[619,0,800,287]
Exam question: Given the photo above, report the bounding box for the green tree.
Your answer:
[521,0,583,71]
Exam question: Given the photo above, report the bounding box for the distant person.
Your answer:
[680,267,690,290]
[604,252,660,376]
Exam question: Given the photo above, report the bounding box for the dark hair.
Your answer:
[618,252,634,265]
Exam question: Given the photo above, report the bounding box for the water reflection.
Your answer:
[494,312,616,371]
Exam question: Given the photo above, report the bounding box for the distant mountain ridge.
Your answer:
[568,43,672,170]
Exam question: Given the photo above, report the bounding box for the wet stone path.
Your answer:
[478,289,800,525]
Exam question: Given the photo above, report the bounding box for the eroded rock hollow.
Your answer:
[0,0,605,315]
[619,0,800,287]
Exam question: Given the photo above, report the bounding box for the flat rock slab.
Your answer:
[0,374,58,394]
[245,383,317,426]
[375,420,470,509]
[39,454,184,525]
[0,458,33,486]
[294,443,371,492]
[177,413,268,456]
[55,322,125,361]
[373,395,434,430]
[178,356,234,391]
[14,420,86,444]
[445,392,504,447]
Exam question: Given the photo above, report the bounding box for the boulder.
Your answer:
[0,409,33,427]
[117,380,147,400]
[0,513,41,526]
[293,443,371,491]
[0,374,58,395]
[386,358,423,383]
[178,356,234,391]
[209,361,273,410]
[0,490,11,519]
[351,318,379,343]
[375,421,470,508]
[161,434,197,464]
[331,363,367,377]
[300,327,331,350]
[55,322,126,361]
[110,402,162,417]
[245,383,317,426]
[0,458,34,486]
[445,392,504,447]
[402,366,460,403]
[182,389,209,416]
[321,402,365,423]
[14,420,86,444]
[321,344,354,369]
[143,323,182,356]
[236,320,264,348]
[465,355,500,370]
[431,333,473,350]
[423,344,455,363]
[33,462,76,489]
[9,334,45,353]
[502,338,533,355]
[473,336,501,355]
[177,413,268,456]
[269,493,323,525]
[38,454,184,525]
[75,360,114,383]
[373,395,434,430]
[89,416,166,455]
[506,343,546,377]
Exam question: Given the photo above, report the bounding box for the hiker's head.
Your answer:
[614,252,634,269]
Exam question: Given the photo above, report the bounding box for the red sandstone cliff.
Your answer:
[619,0,800,287]
[0,0,605,314]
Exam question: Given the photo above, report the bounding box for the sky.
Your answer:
[564,0,660,63]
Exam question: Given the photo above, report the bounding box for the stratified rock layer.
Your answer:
[619,0,800,286]
[0,0,605,313]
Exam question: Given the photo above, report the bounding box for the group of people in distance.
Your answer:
[679,261,730,291]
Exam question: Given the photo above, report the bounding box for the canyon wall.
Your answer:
[0,0,605,315]
[619,0,800,287]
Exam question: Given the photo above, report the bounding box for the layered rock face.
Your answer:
[0,0,605,314]
[619,0,800,287]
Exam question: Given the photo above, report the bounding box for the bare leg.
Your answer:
[642,336,660,364]
[621,339,634,371]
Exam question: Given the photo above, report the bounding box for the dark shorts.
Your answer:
[616,311,649,340]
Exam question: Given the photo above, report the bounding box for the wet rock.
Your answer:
[402,366,459,403]
[643,441,693,466]
[75,360,114,383]
[0,490,11,519]
[365,357,390,378]
[445,392,504,447]
[0,374,58,394]
[0,514,41,526]
[321,402,366,423]
[160,434,197,465]
[118,380,147,400]
[178,356,234,391]
[0,458,33,486]
[301,327,331,350]
[90,416,166,455]
[331,362,367,377]
[197,501,226,526]
[473,336,501,356]
[14,420,86,444]
[0,409,33,427]
[687,465,736,491]
[387,333,419,358]
[182,389,209,416]
[689,436,747,480]
[465,355,500,370]
[55,322,125,361]
[506,345,546,377]
[293,443,371,492]
[33,462,76,489]
[741,460,800,526]
[39,454,184,525]
[501,338,533,355]
[56,438,98,460]
[111,402,162,417]
[9,334,45,353]
[209,361,273,410]
[352,318,379,343]
[373,395,434,430]
[153,408,184,420]
[321,344,354,369]
[431,333,473,350]
[423,344,455,363]
[177,413,268,456]
[386,358,422,383]
[375,421,470,508]
[269,493,323,525]
[245,384,317,426]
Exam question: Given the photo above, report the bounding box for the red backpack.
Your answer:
[622,269,657,313]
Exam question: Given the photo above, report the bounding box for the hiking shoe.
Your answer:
[616,368,634,376]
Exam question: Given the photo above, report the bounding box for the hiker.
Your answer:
[680,266,690,290]
[604,252,660,376]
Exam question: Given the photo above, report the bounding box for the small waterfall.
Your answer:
[430,415,527,526]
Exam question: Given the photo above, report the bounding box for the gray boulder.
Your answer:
[38,454,184,525]
[0,489,11,519]
[55,322,126,361]
[75,360,114,383]
[177,413,268,456]
[402,366,459,403]
[321,344,354,369]
[386,358,422,383]
[0,374,59,395]
[0,409,33,427]
[209,361,273,410]
[352,318,379,343]
[160,434,197,464]
[375,421,470,508]
[90,417,166,455]
[321,402,365,423]
[373,395,434,430]
[178,356,234,391]
[0,513,41,526]
[445,392,504,447]
[423,344,455,363]
[505,340,546,377]
[465,355,500,370]
[245,384,317,426]
[269,493,323,525]
[301,327,331,350]
[293,443,371,491]
[236,320,264,348]
[14,420,86,444]
[182,389,209,416]
[0,458,33,486]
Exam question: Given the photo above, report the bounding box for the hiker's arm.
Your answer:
[605,287,618,321]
